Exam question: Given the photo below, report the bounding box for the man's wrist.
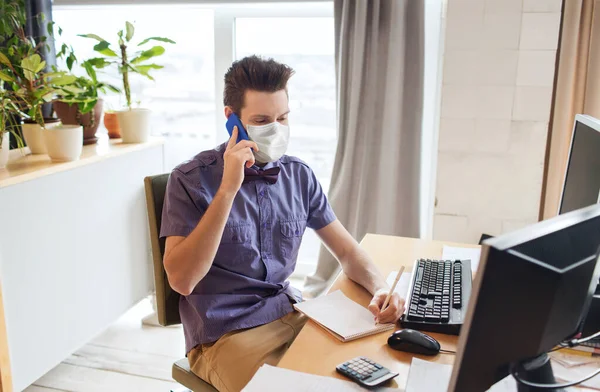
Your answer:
[216,186,238,201]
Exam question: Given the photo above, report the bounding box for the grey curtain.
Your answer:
[303,0,424,297]
[25,0,56,119]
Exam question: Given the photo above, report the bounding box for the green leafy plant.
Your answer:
[56,41,121,114]
[0,86,25,150]
[79,21,175,109]
[0,51,74,127]
[0,2,73,127]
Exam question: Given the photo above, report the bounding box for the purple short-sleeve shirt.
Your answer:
[160,143,336,354]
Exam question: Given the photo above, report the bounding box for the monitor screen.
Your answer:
[560,117,600,214]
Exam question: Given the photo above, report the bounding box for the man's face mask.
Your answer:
[246,121,290,163]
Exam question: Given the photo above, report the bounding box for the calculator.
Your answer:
[336,356,398,388]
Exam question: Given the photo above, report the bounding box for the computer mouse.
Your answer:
[387,329,441,356]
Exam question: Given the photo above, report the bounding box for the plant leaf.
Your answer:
[83,61,97,83]
[51,75,77,86]
[21,54,42,81]
[128,64,155,81]
[137,36,176,46]
[78,33,107,42]
[130,46,165,64]
[35,60,46,73]
[93,41,118,57]
[135,64,164,73]
[66,53,75,71]
[105,84,121,93]
[0,51,10,66]
[46,21,54,37]
[80,99,97,114]
[0,71,14,82]
[85,57,111,68]
[125,21,134,42]
[61,85,85,95]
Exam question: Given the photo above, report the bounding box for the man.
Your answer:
[160,55,405,392]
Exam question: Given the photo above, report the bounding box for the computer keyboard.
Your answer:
[400,258,472,335]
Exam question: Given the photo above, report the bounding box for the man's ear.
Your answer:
[224,106,234,119]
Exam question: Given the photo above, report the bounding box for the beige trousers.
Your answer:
[188,311,308,392]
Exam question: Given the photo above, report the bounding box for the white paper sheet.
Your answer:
[442,245,482,274]
[552,355,600,390]
[405,358,517,392]
[243,364,400,392]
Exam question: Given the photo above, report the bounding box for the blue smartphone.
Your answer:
[226,113,250,143]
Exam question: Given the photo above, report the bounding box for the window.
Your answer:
[53,5,216,170]
[53,2,337,281]
[232,14,336,277]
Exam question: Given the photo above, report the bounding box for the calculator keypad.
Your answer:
[336,356,397,387]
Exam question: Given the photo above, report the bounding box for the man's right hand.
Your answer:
[220,126,259,195]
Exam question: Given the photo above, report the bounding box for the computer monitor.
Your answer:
[559,114,600,215]
[448,204,600,391]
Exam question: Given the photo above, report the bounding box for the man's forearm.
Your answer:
[164,188,236,294]
[341,246,388,296]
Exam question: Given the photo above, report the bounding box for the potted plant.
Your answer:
[0,87,25,169]
[79,22,174,143]
[0,7,75,154]
[53,44,120,145]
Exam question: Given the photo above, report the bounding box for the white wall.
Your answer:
[433,0,562,243]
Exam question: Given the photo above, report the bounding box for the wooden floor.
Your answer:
[24,298,185,392]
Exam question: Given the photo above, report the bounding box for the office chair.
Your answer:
[144,174,218,392]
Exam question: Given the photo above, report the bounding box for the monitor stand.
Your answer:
[513,353,566,392]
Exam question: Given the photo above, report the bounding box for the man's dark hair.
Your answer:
[223,55,295,115]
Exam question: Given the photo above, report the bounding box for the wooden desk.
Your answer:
[278,234,480,390]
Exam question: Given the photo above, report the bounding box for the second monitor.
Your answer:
[559,114,600,215]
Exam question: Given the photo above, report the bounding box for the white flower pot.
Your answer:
[22,121,61,154]
[0,132,9,169]
[116,108,151,143]
[44,125,83,162]
[22,123,47,154]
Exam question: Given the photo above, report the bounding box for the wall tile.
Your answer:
[523,0,562,12]
[444,50,480,85]
[441,85,478,119]
[478,50,519,85]
[516,50,557,86]
[512,86,554,121]
[520,13,561,50]
[476,86,515,119]
[482,12,522,49]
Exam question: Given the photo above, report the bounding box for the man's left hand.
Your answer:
[368,289,405,324]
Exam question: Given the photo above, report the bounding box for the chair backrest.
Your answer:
[144,174,182,326]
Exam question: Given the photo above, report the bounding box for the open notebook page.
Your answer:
[293,290,394,342]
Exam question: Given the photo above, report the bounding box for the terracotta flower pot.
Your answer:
[104,112,121,139]
[53,99,104,145]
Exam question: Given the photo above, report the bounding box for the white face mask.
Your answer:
[246,121,290,163]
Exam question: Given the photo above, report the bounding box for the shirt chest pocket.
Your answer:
[221,225,251,244]
[217,224,255,267]
[279,219,307,261]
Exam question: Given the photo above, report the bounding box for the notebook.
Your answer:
[293,290,395,342]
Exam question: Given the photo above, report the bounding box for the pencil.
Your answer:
[381,265,406,316]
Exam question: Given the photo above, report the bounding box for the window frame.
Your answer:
[213,3,334,145]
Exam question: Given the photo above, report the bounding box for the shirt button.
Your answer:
[259,191,265,197]
[295,230,300,235]
[232,235,238,241]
